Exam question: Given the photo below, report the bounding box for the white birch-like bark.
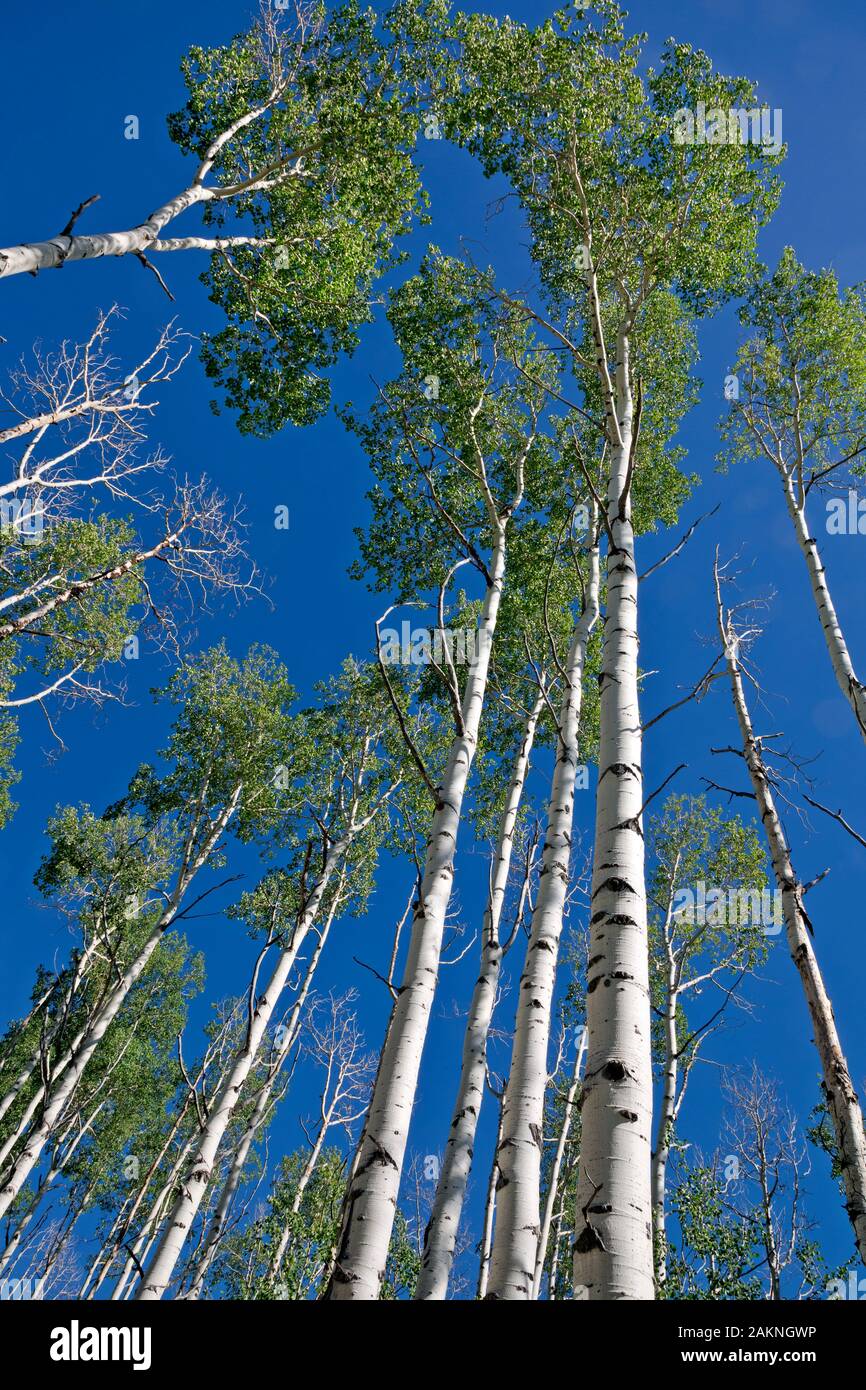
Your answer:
[532,1027,587,1298]
[717,581,866,1265]
[0,788,241,1222]
[267,1133,329,1282]
[0,933,105,1128]
[183,886,344,1299]
[651,955,678,1283]
[414,690,545,1301]
[573,329,655,1301]
[781,474,866,742]
[476,1099,505,1301]
[0,85,292,282]
[135,948,308,1300]
[326,526,509,1301]
[111,1136,196,1301]
[486,538,600,1299]
[135,833,356,1300]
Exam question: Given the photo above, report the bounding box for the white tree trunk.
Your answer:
[326,529,507,1300]
[486,539,600,1299]
[268,1108,336,1284]
[476,1099,504,1301]
[135,841,348,1300]
[533,1027,587,1298]
[573,332,655,1301]
[782,476,866,742]
[0,931,107,1126]
[111,1135,195,1300]
[650,956,678,1284]
[414,690,544,1301]
[183,891,342,1299]
[0,792,241,1223]
[722,619,866,1265]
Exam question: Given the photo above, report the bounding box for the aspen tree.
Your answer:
[719,248,866,744]
[0,3,426,436]
[485,508,600,1298]
[416,488,602,1299]
[715,560,866,1265]
[440,2,781,1296]
[326,253,561,1299]
[135,664,398,1299]
[645,795,768,1282]
[0,644,297,1222]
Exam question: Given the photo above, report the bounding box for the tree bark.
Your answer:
[782,475,866,743]
[183,887,343,1299]
[533,1027,586,1299]
[414,690,544,1301]
[135,843,347,1301]
[0,788,240,1223]
[476,1098,504,1301]
[325,528,507,1300]
[487,535,600,1299]
[717,579,866,1267]
[573,330,655,1301]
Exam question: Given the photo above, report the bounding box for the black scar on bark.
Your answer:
[575,1223,607,1254]
[603,1060,629,1082]
[599,762,639,783]
[356,1138,398,1177]
[592,876,637,899]
[618,1109,639,1122]
[612,817,644,837]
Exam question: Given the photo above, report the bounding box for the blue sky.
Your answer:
[2,0,866,1290]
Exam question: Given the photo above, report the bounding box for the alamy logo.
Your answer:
[378,621,491,668]
[672,101,783,156]
[0,496,45,542]
[672,880,783,935]
[1,1276,45,1299]
[826,491,866,535]
[826,1271,866,1300]
[49,1320,152,1372]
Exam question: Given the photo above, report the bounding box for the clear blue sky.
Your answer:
[2,0,865,1288]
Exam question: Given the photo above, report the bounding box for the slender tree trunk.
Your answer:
[0,935,105,1126]
[0,791,241,1224]
[414,690,545,1301]
[651,953,678,1284]
[111,1137,195,1300]
[718,591,866,1267]
[487,537,600,1299]
[533,1027,587,1299]
[476,1099,504,1301]
[0,1093,106,1274]
[325,529,507,1301]
[184,890,343,1299]
[782,475,866,742]
[136,841,347,1301]
[574,331,655,1301]
[547,1169,574,1301]
[0,1015,93,1170]
[269,1114,334,1283]
[86,1088,198,1301]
